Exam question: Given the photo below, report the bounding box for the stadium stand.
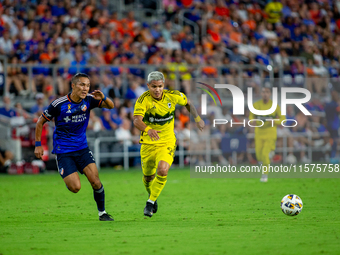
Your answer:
[0,0,339,169]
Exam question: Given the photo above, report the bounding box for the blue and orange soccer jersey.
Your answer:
[42,93,103,154]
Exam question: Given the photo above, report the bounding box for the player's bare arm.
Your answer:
[34,115,47,159]
[133,115,161,141]
[185,99,205,131]
[91,90,114,109]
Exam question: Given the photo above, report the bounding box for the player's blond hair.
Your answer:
[147,71,165,83]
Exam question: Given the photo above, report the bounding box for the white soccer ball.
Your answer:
[281,194,303,216]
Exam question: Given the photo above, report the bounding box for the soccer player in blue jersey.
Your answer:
[34,73,115,221]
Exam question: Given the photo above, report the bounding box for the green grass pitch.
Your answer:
[0,167,339,255]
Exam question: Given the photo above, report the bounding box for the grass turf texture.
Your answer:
[0,167,339,255]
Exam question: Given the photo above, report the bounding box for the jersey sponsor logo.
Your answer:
[144,110,175,125]
[71,113,87,122]
[43,110,52,118]
[64,116,71,123]
[81,105,87,112]
[149,115,173,123]
[66,104,71,113]
[149,115,174,125]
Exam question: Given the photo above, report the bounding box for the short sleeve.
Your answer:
[88,95,102,110]
[134,98,148,117]
[42,104,58,121]
[175,91,188,106]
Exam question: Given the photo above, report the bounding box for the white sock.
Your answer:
[98,210,107,216]
[147,199,155,204]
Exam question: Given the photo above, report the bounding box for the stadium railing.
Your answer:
[88,132,330,170]
[0,63,277,98]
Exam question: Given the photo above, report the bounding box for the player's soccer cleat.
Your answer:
[99,213,114,221]
[144,201,154,217]
[153,200,158,214]
[260,174,268,182]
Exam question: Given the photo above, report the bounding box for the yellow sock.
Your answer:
[142,176,153,195]
[150,175,167,201]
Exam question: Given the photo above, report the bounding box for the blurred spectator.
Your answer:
[115,118,132,146]
[229,47,242,63]
[59,42,75,65]
[181,33,195,53]
[0,31,13,55]
[14,102,31,120]
[163,0,178,21]
[265,0,283,25]
[30,93,47,117]
[0,146,13,173]
[325,90,340,161]
[0,96,16,118]
[125,81,146,100]
[88,111,104,132]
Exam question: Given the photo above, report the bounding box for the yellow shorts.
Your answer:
[254,137,276,163]
[140,142,176,176]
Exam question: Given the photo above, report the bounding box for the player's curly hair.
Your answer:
[72,73,90,85]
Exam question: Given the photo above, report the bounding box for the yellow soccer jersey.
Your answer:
[248,99,285,139]
[134,89,188,144]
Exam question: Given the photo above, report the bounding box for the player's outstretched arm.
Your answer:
[91,90,114,109]
[185,99,205,131]
[133,115,161,141]
[34,115,47,159]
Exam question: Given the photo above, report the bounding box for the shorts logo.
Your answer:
[89,151,95,161]
[66,104,71,113]
[81,105,87,112]
[59,168,64,175]
[168,103,171,108]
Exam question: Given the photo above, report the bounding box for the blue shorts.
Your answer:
[56,147,96,179]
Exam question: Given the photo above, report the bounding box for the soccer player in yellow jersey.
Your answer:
[133,71,204,217]
[248,86,285,182]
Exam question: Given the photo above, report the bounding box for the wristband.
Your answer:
[194,116,201,122]
[35,141,41,146]
[144,126,151,132]
[103,95,107,101]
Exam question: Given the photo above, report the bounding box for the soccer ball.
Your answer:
[281,194,303,216]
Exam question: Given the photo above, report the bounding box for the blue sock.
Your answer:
[93,184,105,212]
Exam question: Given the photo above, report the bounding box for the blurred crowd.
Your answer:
[2,0,340,97]
[0,0,339,166]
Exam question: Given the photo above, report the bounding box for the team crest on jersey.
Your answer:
[168,103,171,108]
[81,105,87,112]
[66,104,71,113]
